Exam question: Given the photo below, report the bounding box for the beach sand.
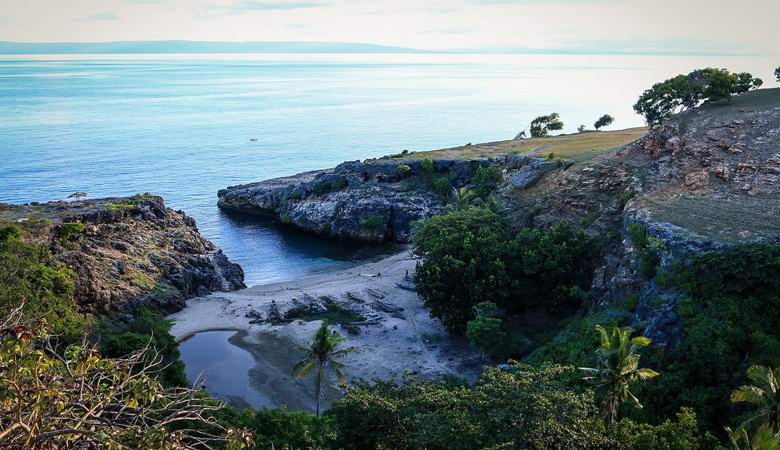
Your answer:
[168,249,481,412]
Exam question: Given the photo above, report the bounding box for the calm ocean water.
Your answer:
[1,53,776,285]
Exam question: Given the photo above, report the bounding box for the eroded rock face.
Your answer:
[218,158,490,242]
[1,195,245,315]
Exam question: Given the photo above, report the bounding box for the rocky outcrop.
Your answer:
[0,194,245,315]
[218,158,493,242]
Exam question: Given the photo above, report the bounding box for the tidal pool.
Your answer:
[179,329,338,412]
[179,330,273,409]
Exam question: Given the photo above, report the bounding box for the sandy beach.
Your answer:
[168,249,481,412]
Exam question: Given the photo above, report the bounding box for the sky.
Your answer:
[1,0,778,55]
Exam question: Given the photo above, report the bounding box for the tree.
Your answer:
[594,114,615,130]
[775,67,780,83]
[731,365,780,433]
[727,424,780,450]
[581,325,659,428]
[578,125,587,133]
[529,113,564,137]
[292,321,354,417]
[633,68,763,126]
[466,302,506,360]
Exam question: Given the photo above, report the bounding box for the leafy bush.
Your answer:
[333,177,348,190]
[421,157,435,176]
[529,113,564,137]
[288,190,302,200]
[58,221,86,241]
[395,164,412,177]
[97,308,187,387]
[470,164,502,198]
[627,223,662,278]
[329,363,609,450]
[594,114,615,130]
[311,181,333,196]
[466,302,508,360]
[612,408,718,450]
[215,407,335,450]
[431,175,453,201]
[414,208,598,333]
[633,68,763,126]
[361,214,385,231]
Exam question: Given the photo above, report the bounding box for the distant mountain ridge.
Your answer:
[0,40,425,54]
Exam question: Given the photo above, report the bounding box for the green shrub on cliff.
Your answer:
[0,224,84,342]
[471,164,502,198]
[361,214,385,231]
[630,244,780,434]
[58,221,85,241]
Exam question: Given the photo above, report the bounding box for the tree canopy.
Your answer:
[529,113,564,137]
[633,68,763,126]
[594,114,615,130]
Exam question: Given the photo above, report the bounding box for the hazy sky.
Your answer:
[1,0,777,54]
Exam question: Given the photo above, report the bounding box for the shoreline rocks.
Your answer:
[0,194,245,315]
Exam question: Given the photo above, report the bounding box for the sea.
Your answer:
[1,53,776,285]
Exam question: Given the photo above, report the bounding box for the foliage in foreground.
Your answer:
[0,310,252,449]
[330,363,609,450]
[633,67,762,126]
[413,207,599,333]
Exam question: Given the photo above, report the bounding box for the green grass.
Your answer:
[393,127,646,163]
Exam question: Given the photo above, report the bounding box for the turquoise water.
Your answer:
[1,53,776,284]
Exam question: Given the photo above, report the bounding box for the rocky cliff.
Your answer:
[218,158,490,242]
[0,194,245,315]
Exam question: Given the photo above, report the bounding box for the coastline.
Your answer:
[168,249,481,412]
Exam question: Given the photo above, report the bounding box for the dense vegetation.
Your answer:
[633,67,763,126]
[413,207,599,333]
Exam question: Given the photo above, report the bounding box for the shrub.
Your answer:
[329,363,609,450]
[471,164,502,198]
[775,66,780,83]
[361,214,385,231]
[58,221,86,241]
[431,176,453,201]
[288,190,302,200]
[594,114,615,130]
[333,177,348,190]
[466,302,506,360]
[97,308,187,387]
[311,181,332,196]
[612,408,718,450]
[578,124,587,133]
[529,113,564,137]
[633,68,763,126]
[395,164,412,177]
[421,158,435,176]
[0,224,21,243]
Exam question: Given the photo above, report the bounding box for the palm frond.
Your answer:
[292,358,317,379]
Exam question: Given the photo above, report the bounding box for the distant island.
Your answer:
[0,40,426,55]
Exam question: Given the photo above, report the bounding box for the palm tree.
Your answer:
[580,325,659,428]
[732,365,780,433]
[727,424,780,450]
[292,321,354,416]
